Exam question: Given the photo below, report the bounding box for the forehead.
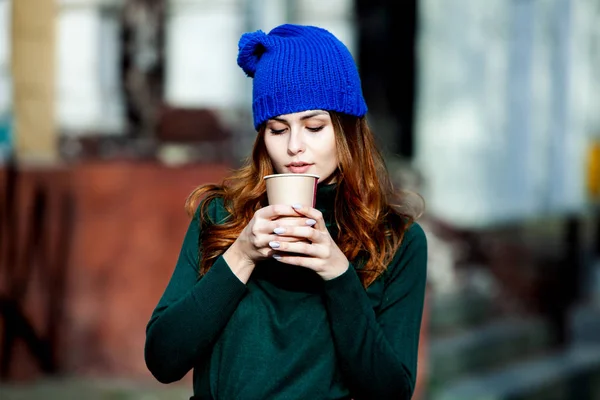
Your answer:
[268,110,331,122]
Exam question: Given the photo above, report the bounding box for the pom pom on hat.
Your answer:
[237,30,270,78]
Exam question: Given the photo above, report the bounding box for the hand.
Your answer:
[268,204,349,281]
[229,204,318,267]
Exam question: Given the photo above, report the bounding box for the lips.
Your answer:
[287,162,313,173]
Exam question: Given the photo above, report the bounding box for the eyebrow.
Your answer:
[270,111,329,123]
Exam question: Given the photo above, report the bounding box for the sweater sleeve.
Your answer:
[144,199,248,383]
[322,221,428,400]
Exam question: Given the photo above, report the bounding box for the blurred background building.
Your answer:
[1,0,600,399]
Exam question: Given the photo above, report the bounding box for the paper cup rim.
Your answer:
[263,173,320,180]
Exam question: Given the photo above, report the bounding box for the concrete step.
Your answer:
[569,302,600,346]
[428,316,555,390]
[429,288,496,335]
[430,344,600,400]
[0,378,191,400]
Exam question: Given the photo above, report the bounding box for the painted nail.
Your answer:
[274,227,286,234]
[273,254,282,260]
[269,241,280,248]
[306,219,317,226]
[292,204,302,210]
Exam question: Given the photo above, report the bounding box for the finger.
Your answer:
[272,253,315,269]
[258,205,302,221]
[290,205,326,230]
[270,235,309,243]
[272,226,322,243]
[252,213,309,238]
[269,218,317,233]
[272,216,317,227]
[260,247,285,261]
[268,240,318,256]
[255,234,305,249]
[258,220,316,245]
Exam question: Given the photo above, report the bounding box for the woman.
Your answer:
[145,23,427,400]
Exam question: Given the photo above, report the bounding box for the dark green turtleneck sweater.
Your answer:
[145,183,427,400]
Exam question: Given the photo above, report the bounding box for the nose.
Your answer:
[287,129,305,155]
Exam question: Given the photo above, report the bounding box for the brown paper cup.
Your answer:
[263,173,320,207]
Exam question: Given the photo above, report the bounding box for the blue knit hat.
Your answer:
[237,24,368,130]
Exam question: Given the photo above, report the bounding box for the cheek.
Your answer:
[324,137,338,163]
[316,139,338,171]
[264,141,284,170]
[327,155,338,171]
[264,140,277,159]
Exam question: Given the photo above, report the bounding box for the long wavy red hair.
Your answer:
[185,112,423,288]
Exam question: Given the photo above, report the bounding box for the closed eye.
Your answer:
[269,128,286,135]
[307,126,324,132]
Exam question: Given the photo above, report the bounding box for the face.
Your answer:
[264,110,338,184]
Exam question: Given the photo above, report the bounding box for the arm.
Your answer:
[322,222,428,400]
[144,199,248,383]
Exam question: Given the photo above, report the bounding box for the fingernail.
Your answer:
[269,241,280,248]
[273,254,282,260]
[306,219,317,226]
[274,227,286,234]
[292,204,302,209]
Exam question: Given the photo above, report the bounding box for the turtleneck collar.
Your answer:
[314,182,336,226]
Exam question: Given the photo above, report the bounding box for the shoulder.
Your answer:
[394,220,428,266]
[386,213,428,252]
[401,220,428,251]
[194,196,231,226]
[383,219,428,284]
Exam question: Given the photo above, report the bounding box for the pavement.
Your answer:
[0,378,191,400]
